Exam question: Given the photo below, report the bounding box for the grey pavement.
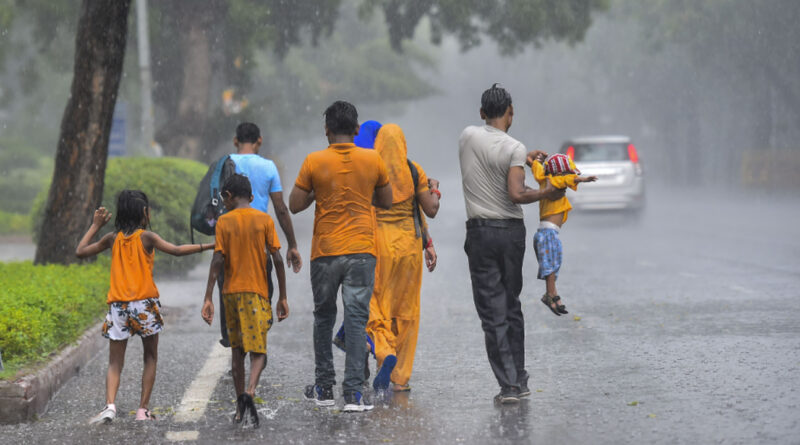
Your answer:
[1,184,799,444]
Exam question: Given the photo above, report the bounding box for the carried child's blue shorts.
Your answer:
[533,228,563,280]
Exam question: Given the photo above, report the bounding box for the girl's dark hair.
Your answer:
[115,190,150,234]
[480,83,513,119]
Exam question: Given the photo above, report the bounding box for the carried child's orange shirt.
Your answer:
[294,143,390,260]
[532,160,579,223]
[214,208,280,299]
[108,229,159,303]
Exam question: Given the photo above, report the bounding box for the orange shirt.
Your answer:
[108,230,159,303]
[295,143,390,260]
[214,207,280,299]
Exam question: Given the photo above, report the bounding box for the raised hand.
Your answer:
[93,207,112,227]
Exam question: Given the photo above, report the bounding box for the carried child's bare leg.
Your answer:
[106,339,128,405]
[546,274,560,304]
[545,274,568,315]
[247,353,267,396]
[136,334,158,420]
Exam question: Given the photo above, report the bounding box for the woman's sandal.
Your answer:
[541,293,562,316]
[551,295,569,315]
[391,383,411,392]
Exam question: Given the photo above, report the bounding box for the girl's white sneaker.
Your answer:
[88,405,116,424]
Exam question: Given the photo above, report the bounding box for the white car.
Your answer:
[558,135,645,212]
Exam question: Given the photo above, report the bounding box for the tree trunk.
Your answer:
[156,1,223,160]
[34,0,131,265]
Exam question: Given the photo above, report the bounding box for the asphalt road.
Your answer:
[2,184,799,444]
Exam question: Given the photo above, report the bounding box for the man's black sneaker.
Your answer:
[494,387,521,404]
[343,390,374,412]
[303,384,334,407]
[518,382,531,398]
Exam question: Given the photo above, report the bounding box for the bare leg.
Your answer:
[106,339,128,405]
[545,274,561,308]
[246,353,266,396]
[231,347,246,396]
[139,334,159,409]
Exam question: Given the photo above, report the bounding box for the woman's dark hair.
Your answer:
[235,122,261,143]
[324,100,359,136]
[480,83,513,119]
[222,174,252,199]
[115,190,150,234]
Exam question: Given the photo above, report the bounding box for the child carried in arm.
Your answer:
[201,174,288,428]
[527,153,597,316]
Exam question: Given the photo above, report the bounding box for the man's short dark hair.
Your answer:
[324,100,359,136]
[235,122,260,143]
[223,174,252,199]
[480,83,513,119]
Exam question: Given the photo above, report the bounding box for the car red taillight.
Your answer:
[628,144,643,175]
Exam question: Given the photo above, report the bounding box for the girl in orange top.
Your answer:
[76,190,213,424]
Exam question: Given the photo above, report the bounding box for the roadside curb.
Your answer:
[0,321,105,424]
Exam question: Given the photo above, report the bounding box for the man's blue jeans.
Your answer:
[311,253,376,393]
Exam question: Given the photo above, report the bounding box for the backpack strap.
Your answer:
[210,155,231,205]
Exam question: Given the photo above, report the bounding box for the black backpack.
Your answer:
[190,155,237,241]
[407,159,430,250]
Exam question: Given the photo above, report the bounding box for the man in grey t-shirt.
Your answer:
[458,84,562,404]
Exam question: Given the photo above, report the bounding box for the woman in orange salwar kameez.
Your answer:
[368,123,441,392]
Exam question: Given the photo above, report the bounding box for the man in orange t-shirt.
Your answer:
[290,100,392,413]
[202,174,288,426]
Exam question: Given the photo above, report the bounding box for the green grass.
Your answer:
[0,260,109,379]
[0,210,30,236]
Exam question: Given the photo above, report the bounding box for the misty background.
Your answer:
[0,0,798,228]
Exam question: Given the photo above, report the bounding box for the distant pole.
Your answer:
[136,0,158,156]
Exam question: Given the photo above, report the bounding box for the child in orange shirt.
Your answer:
[201,174,288,428]
[76,190,214,424]
[529,153,596,316]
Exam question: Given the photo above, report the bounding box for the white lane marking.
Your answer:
[172,342,229,423]
[166,431,200,441]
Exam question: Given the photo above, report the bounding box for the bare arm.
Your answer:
[201,251,224,325]
[270,249,289,321]
[507,166,564,204]
[289,186,315,214]
[372,183,393,210]
[417,178,440,218]
[270,191,302,272]
[141,231,213,256]
[75,207,115,258]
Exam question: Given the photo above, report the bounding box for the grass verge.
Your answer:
[0,259,108,379]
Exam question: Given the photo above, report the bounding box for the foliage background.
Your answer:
[32,157,210,276]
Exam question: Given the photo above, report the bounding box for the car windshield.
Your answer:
[572,143,629,162]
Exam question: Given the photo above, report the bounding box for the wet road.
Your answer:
[2,185,799,444]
